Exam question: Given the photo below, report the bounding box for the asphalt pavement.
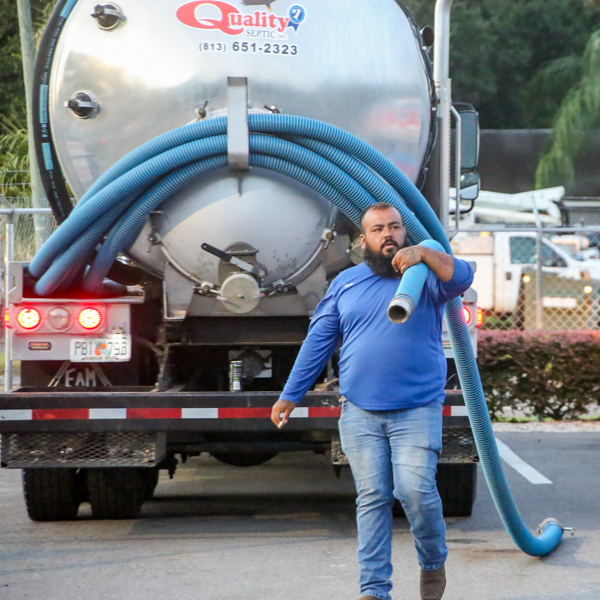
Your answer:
[0,431,599,600]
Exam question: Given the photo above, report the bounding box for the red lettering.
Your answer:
[176,1,296,35]
[229,13,242,27]
[276,16,290,32]
[176,1,243,35]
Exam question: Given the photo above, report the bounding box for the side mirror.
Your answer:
[460,172,480,201]
[453,103,480,201]
[459,108,479,171]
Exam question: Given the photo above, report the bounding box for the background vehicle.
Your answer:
[551,234,600,261]
[452,231,600,315]
[0,0,481,520]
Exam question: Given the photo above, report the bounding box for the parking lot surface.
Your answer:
[0,431,599,600]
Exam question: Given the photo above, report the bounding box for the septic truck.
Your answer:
[0,0,482,520]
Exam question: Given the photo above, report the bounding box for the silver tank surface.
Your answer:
[48,0,433,315]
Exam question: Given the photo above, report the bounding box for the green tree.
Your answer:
[406,0,600,128]
[535,29,600,188]
[0,0,53,197]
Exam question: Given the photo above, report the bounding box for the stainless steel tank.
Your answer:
[48,0,433,316]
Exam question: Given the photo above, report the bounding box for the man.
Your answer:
[270,202,474,600]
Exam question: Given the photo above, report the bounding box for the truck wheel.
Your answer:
[437,463,478,517]
[22,468,81,521]
[211,452,277,467]
[140,467,160,500]
[87,468,147,519]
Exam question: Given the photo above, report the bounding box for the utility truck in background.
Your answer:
[452,231,600,315]
[0,0,482,521]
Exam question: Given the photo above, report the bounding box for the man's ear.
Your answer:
[360,234,366,249]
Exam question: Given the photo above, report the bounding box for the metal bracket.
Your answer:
[227,77,250,172]
[162,262,196,321]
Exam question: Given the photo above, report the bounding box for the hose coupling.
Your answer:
[387,293,414,324]
[537,518,572,536]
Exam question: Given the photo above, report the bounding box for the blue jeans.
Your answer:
[338,400,447,600]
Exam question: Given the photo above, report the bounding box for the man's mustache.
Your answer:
[381,239,399,250]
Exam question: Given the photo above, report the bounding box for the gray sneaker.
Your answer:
[420,564,446,600]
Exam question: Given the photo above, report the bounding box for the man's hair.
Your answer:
[360,202,403,232]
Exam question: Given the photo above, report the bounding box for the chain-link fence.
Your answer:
[452,226,600,330]
[2,184,600,386]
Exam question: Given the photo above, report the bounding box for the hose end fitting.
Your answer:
[387,294,414,323]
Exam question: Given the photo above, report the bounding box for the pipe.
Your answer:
[434,0,453,235]
[388,240,445,324]
[29,113,564,556]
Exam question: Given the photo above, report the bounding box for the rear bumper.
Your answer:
[0,389,477,468]
[0,389,470,433]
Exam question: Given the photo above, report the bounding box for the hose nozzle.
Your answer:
[387,294,414,323]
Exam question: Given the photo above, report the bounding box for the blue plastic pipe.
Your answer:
[29,114,564,556]
[388,245,564,556]
[387,240,445,324]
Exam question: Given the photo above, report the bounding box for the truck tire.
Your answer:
[437,463,478,517]
[22,468,81,521]
[392,463,477,519]
[87,468,147,519]
[211,452,277,467]
[140,466,160,500]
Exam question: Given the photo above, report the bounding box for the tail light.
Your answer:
[4,308,10,329]
[462,306,472,324]
[48,307,71,331]
[477,307,483,328]
[78,307,102,330]
[17,307,42,330]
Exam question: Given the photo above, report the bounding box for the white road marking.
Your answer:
[495,438,553,485]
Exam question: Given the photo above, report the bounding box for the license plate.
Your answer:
[70,335,131,362]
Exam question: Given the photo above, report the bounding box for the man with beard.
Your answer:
[271,202,474,600]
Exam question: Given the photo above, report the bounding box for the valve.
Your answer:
[91,3,125,30]
[65,91,98,119]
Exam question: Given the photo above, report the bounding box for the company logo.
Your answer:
[94,342,108,357]
[176,1,305,36]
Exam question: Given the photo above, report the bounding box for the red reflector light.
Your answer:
[462,306,471,324]
[17,307,41,330]
[78,308,102,330]
[4,308,10,329]
[477,307,483,328]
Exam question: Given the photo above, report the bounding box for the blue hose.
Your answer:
[387,240,445,323]
[30,114,563,556]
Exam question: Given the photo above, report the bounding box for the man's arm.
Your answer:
[392,245,455,281]
[392,245,474,302]
[271,296,341,428]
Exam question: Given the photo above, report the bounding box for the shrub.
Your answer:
[478,330,600,420]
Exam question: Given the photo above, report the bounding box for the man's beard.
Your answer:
[364,243,401,278]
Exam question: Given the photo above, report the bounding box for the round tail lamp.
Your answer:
[48,307,71,331]
[78,308,102,330]
[462,306,472,325]
[17,307,42,330]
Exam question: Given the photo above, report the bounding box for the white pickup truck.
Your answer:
[452,231,600,313]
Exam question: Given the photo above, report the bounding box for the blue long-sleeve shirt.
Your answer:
[281,258,474,410]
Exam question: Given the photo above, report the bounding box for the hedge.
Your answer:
[477,330,600,420]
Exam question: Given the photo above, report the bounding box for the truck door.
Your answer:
[504,235,547,313]
[494,234,527,313]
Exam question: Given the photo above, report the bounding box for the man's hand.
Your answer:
[392,245,423,274]
[271,398,296,428]
[392,245,455,282]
